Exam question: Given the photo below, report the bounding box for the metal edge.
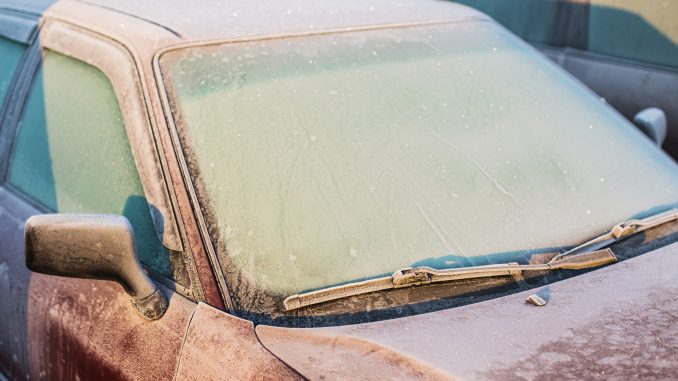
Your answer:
[154,18,489,57]
[0,35,40,182]
[151,49,233,310]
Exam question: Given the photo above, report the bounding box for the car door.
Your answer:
[0,8,40,380]
[0,14,198,381]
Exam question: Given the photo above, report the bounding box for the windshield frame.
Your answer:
[152,19,678,323]
[151,19,494,312]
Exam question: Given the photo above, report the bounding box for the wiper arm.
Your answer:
[551,208,678,262]
[283,209,678,311]
[283,248,616,311]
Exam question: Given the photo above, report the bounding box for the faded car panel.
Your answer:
[174,303,301,381]
[256,325,456,381]
[0,188,34,379]
[27,279,195,380]
[81,0,487,41]
[0,5,45,380]
[0,187,196,380]
[258,241,678,380]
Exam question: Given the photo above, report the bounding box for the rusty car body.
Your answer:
[1,0,677,380]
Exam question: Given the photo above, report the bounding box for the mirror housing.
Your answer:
[633,107,667,146]
[25,214,167,320]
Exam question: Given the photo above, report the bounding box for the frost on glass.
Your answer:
[8,51,171,277]
[161,22,678,311]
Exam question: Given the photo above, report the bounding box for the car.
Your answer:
[1,0,677,380]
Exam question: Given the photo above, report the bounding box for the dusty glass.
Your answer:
[160,21,678,314]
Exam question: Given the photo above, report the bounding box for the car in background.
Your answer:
[1,0,677,380]
[455,0,678,157]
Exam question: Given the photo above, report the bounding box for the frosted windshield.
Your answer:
[160,21,678,312]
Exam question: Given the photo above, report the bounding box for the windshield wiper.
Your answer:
[283,209,678,311]
[283,248,616,311]
[551,208,678,262]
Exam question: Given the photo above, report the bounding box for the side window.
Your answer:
[0,36,25,106]
[7,51,172,278]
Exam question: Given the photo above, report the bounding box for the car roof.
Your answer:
[0,0,56,15]
[75,0,487,42]
[0,0,56,43]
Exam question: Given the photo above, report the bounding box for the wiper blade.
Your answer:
[551,208,678,262]
[282,248,616,311]
[283,209,678,311]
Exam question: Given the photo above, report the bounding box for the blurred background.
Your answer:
[451,0,678,158]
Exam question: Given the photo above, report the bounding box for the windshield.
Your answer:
[159,21,678,315]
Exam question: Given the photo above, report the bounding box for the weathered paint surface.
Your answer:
[0,188,33,380]
[0,187,196,380]
[26,277,196,380]
[256,325,457,381]
[80,0,486,42]
[481,292,678,380]
[174,302,301,381]
[257,242,678,380]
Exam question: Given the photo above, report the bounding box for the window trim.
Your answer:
[0,10,40,182]
[151,20,480,311]
[38,19,184,252]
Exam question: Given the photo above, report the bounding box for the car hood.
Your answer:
[256,241,678,380]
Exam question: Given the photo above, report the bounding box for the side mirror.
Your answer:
[633,107,667,146]
[24,214,167,320]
